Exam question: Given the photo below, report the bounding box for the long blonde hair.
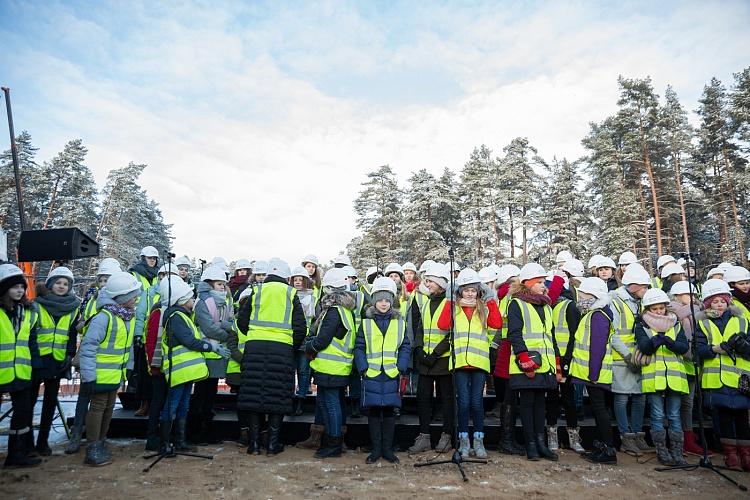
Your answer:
[456,287,488,326]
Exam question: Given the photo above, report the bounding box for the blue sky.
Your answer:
[1,1,749,265]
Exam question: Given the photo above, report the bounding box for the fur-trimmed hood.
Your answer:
[363,303,400,320]
[695,306,745,322]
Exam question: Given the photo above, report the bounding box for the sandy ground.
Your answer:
[1,439,748,500]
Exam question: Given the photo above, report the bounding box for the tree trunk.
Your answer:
[672,155,691,255]
[508,206,515,259]
[637,186,654,274]
[713,161,729,259]
[722,145,747,266]
[521,207,528,265]
[641,139,663,256]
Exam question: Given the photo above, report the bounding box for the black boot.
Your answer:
[267,414,284,456]
[366,416,383,464]
[188,414,207,445]
[159,419,175,457]
[24,430,38,458]
[314,434,343,458]
[535,433,559,461]
[4,432,42,468]
[381,416,399,463]
[35,426,52,456]
[293,397,304,416]
[499,404,525,455]
[247,413,261,455]
[584,440,617,465]
[350,399,361,418]
[525,435,540,461]
[203,417,223,445]
[175,419,197,452]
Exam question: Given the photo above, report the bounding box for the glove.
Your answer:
[720,342,737,363]
[58,356,72,376]
[212,344,231,359]
[518,351,539,378]
[230,350,243,364]
[662,336,675,351]
[304,340,318,360]
[479,283,495,303]
[733,338,750,358]
[423,353,437,368]
[414,347,425,364]
[651,335,666,348]
[555,356,563,382]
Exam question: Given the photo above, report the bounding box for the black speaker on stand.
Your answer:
[18,227,99,262]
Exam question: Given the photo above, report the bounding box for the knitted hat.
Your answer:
[458,283,479,295]
[177,291,194,305]
[524,277,545,288]
[425,276,448,290]
[703,293,732,310]
[45,275,72,291]
[0,274,26,298]
[371,290,394,306]
[113,289,140,305]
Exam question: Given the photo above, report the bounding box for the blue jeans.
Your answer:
[160,382,193,422]
[295,352,311,397]
[455,369,485,433]
[614,393,645,434]
[317,386,344,437]
[648,391,682,433]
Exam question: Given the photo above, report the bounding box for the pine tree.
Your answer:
[433,167,463,255]
[730,66,750,149]
[397,169,448,262]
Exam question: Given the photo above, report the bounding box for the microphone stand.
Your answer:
[414,244,487,481]
[654,251,746,491]
[143,252,213,472]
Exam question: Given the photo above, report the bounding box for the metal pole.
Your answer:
[2,87,26,231]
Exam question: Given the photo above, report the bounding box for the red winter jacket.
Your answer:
[437,299,503,370]
[145,307,162,367]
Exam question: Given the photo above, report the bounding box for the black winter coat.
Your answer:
[411,293,451,376]
[236,275,307,414]
[507,299,558,391]
[307,305,354,388]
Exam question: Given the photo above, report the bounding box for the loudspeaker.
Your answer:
[18,227,99,262]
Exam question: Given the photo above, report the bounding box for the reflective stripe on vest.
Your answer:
[552,299,571,355]
[246,282,297,345]
[363,317,405,378]
[421,297,448,358]
[83,294,98,322]
[227,318,248,375]
[498,295,511,340]
[95,310,134,389]
[0,308,34,384]
[641,326,688,393]
[568,309,613,384]
[36,305,76,362]
[310,306,355,376]
[651,277,662,290]
[508,299,556,375]
[449,305,490,372]
[162,311,209,387]
[610,297,636,362]
[732,299,750,323]
[698,316,750,390]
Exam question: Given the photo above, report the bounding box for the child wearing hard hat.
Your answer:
[130,247,160,419]
[695,278,750,471]
[724,266,750,322]
[353,277,411,464]
[0,264,41,467]
[290,266,316,416]
[438,268,502,459]
[78,271,141,466]
[635,288,690,466]
[301,255,323,305]
[660,263,687,294]
[594,256,618,292]
[229,259,252,297]
[29,266,81,456]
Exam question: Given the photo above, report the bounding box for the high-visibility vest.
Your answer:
[641,326,689,393]
[0,308,34,385]
[412,291,428,317]
[399,299,408,319]
[162,311,209,387]
[362,317,405,378]
[226,318,248,375]
[83,293,99,322]
[450,305,490,372]
[132,272,154,291]
[94,310,134,389]
[421,297,448,358]
[552,299,572,356]
[569,309,614,384]
[698,316,750,390]
[36,305,77,361]
[732,299,750,322]
[651,277,663,290]
[610,296,636,362]
[310,306,356,376]
[508,299,556,376]
[353,291,365,326]
[246,282,297,346]
[498,295,511,340]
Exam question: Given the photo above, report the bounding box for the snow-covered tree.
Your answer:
[397,169,448,263]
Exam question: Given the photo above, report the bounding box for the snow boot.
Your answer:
[237,427,249,447]
[722,439,742,471]
[473,432,487,459]
[668,430,688,466]
[366,416,383,464]
[296,424,324,449]
[546,425,559,451]
[145,432,160,452]
[134,399,149,417]
[35,427,52,456]
[24,431,38,458]
[487,402,502,418]
[408,432,431,453]
[738,442,750,472]
[314,435,343,458]
[535,433,558,461]
[247,413,261,455]
[583,440,617,465]
[84,441,111,467]
[635,431,654,451]
[350,398,362,418]
[435,432,452,453]
[65,427,83,455]
[293,397,304,416]
[266,414,284,456]
[4,433,41,468]
[175,419,197,452]
[458,434,471,460]
[382,416,399,464]
[498,404,525,455]
[566,427,585,453]
[619,432,642,456]
[652,430,673,466]
[683,430,704,456]
[525,435,540,461]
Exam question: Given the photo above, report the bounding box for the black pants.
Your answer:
[545,380,577,427]
[29,377,61,442]
[367,406,395,418]
[718,407,750,440]
[133,344,152,402]
[189,377,219,420]
[7,387,33,433]
[588,386,614,446]
[146,372,167,438]
[417,374,454,433]
[519,389,546,440]
[493,376,508,405]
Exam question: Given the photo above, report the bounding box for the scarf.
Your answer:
[228,274,248,293]
[732,287,750,308]
[514,289,551,306]
[35,291,81,317]
[576,297,596,314]
[130,259,158,281]
[459,297,477,308]
[310,290,356,336]
[641,311,678,332]
[705,308,723,319]
[102,302,135,321]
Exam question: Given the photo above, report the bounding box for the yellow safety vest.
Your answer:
[0,308,34,385]
[362,317,405,378]
[450,305,490,372]
[132,272,154,291]
[552,299,572,356]
[412,291,428,318]
[651,277,663,290]
[226,318,248,375]
[94,310,134,389]
[246,282,297,346]
[162,311,209,387]
[498,295,511,340]
[310,306,356,376]
[641,326,688,393]
[36,305,77,361]
[698,316,750,390]
[421,297,448,358]
[569,309,614,384]
[732,299,750,322]
[508,299,556,376]
[83,293,99,322]
[610,296,636,362]
[353,291,365,327]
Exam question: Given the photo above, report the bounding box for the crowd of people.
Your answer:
[1,247,750,473]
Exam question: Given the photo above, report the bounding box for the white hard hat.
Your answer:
[157,264,179,276]
[140,246,159,258]
[418,260,436,273]
[455,267,481,287]
[333,254,352,266]
[621,263,651,286]
[301,254,320,267]
[290,265,310,280]
[562,258,585,278]
[253,260,269,275]
[618,251,638,266]
[235,258,253,270]
[676,258,686,267]
[341,265,358,278]
[47,266,74,284]
[724,265,750,284]
[105,271,141,297]
[497,264,521,284]
[488,263,501,274]
[596,257,617,270]
[424,262,450,281]
[669,281,694,296]
[403,262,417,273]
[587,255,605,269]
[201,265,227,282]
[97,257,122,276]
[0,263,24,282]
[660,262,686,279]
[478,266,499,283]
[366,266,380,279]
[519,263,547,283]
[322,267,349,289]
[577,277,609,299]
[656,255,676,269]
[370,276,397,296]
[555,250,574,265]
[211,256,228,267]
[268,258,291,279]
[384,263,404,278]
[701,278,732,302]
[159,275,193,306]
[707,267,724,278]
[718,262,734,272]
[642,288,670,307]
[174,255,191,268]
